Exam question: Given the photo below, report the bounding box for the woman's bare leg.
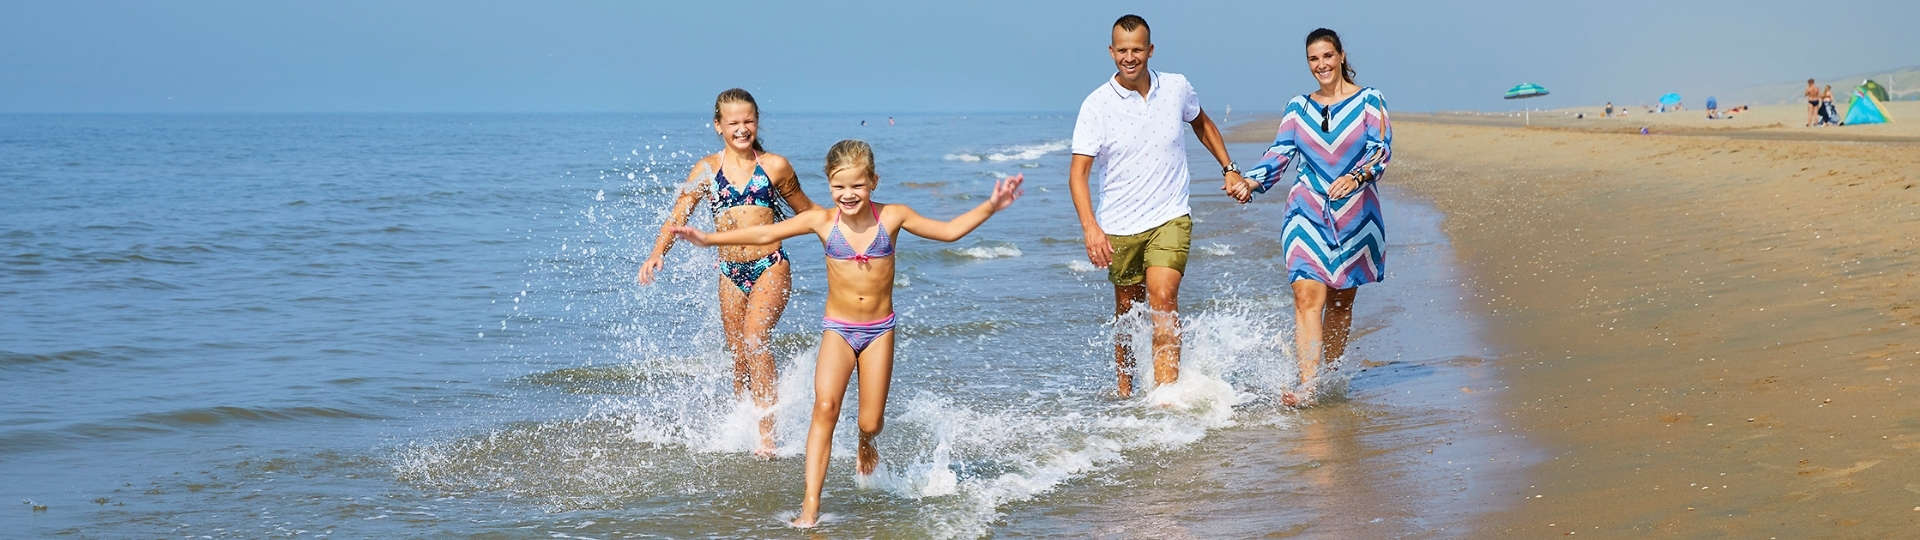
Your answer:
[1322,287,1359,364]
[1288,280,1329,406]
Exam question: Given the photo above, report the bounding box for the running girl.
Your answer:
[669,140,1023,528]
[638,88,817,457]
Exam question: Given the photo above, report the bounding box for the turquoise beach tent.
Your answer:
[1843,87,1891,125]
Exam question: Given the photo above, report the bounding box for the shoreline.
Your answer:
[1227,113,1920,535]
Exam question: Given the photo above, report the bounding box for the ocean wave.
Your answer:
[943,139,1070,163]
[0,348,107,366]
[132,405,388,428]
[1064,260,1098,273]
[392,296,1324,536]
[1198,242,1235,256]
[941,242,1022,260]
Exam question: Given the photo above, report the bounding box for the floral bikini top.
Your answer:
[708,153,786,219]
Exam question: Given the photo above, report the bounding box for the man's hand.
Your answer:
[1082,226,1113,268]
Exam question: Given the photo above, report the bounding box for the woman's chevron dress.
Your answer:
[1244,87,1392,289]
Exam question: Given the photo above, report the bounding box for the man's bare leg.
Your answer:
[1112,283,1145,397]
[1143,266,1183,386]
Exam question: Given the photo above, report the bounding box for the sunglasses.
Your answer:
[1320,103,1331,132]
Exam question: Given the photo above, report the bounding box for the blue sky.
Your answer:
[3,0,1915,113]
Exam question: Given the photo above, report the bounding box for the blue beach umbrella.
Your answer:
[1659,92,1682,109]
[1503,83,1551,125]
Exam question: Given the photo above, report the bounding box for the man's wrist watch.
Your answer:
[1222,162,1240,175]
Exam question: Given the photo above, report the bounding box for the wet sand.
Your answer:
[1230,115,1920,535]
[998,194,1531,537]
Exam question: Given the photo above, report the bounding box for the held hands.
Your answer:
[664,225,711,248]
[988,174,1026,212]
[1222,171,1252,203]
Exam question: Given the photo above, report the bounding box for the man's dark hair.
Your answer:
[1113,14,1150,41]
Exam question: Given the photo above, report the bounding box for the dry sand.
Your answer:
[1229,116,1920,536]
[1428,101,1920,143]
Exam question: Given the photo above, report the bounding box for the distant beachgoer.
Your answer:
[1605,101,1614,117]
[1706,96,1719,119]
[1805,78,1821,127]
[1818,85,1839,126]
[669,140,1025,528]
[887,116,895,126]
[1228,27,1392,407]
[1069,14,1245,398]
[860,120,868,126]
[638,88,819,458]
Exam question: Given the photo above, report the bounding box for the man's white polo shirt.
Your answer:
[1071,70,1202,236]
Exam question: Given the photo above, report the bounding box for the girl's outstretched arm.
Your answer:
[638,159,713,284]
[899,174,1024,242]
[670,208,826,247]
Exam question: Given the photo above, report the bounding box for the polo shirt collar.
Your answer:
[1107,70,1160,100]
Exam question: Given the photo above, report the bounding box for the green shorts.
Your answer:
[1106,215,1191,286]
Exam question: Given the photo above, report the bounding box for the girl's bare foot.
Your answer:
[1281,387,1317,408]
[791,498,821,528]
[856,433,879,475]
[756,416,776,458]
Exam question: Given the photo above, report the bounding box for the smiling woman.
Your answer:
[1231,27,1393,407]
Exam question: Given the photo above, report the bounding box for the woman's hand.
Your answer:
[1223,172,1252,203]
[635,256,664,284]
[666,225,710,247]
[1327,174,1360,199]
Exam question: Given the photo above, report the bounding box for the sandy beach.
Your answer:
[1230,114,1920,536]
[1426,101,1920,143]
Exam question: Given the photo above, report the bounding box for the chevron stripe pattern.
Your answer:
[1243,87,1392,289]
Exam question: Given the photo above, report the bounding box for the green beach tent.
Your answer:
[1860,79,1890,103]
[1842,85,1892,125]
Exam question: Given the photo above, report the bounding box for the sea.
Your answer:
[1,112,1523,538]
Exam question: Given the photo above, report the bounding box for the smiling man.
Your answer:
[1068,14,1245,398]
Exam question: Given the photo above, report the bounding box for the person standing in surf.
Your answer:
[669,140,1024,528]
[1069,14,1246,398]
[637,88,818,457]
[1228,28,1392,406]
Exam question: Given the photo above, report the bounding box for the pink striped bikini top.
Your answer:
[823,203,893,262]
